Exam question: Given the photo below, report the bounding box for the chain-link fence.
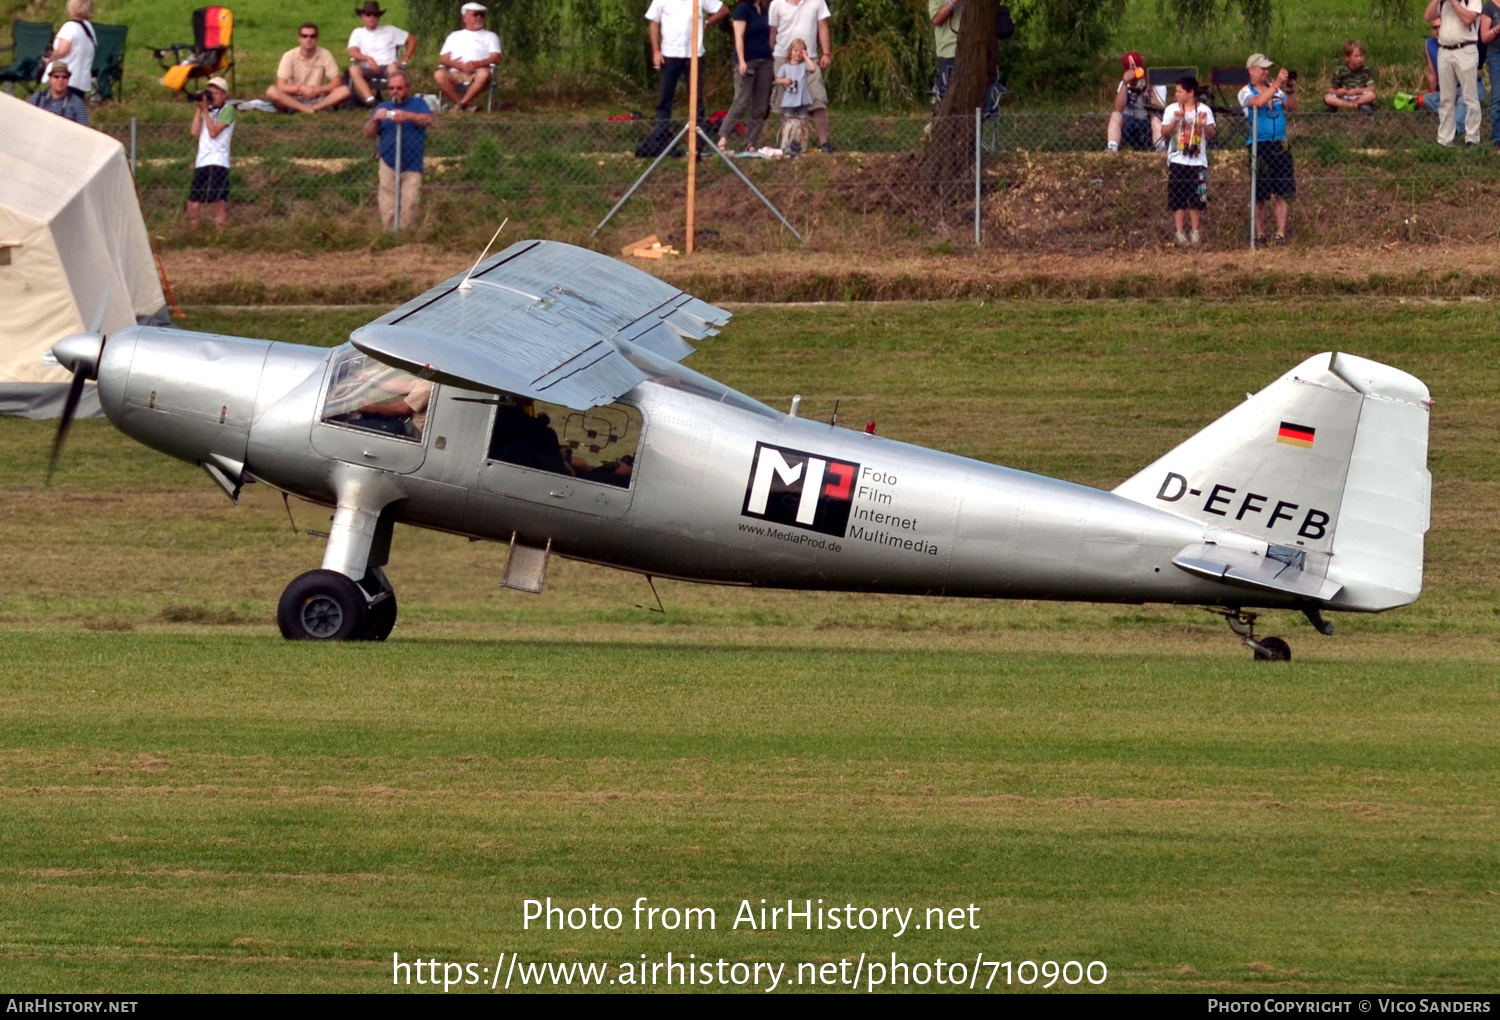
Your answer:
[101,107,1500,255]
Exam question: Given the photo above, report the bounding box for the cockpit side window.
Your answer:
[321,349,433,443]
[486,395,642,489]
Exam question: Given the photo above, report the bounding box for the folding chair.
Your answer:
[152,6,234,96]
[0,19,53,94]
[90,22,127,99]
[1209,66,1250,111]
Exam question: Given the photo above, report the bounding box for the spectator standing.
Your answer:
[1107,51,1164,152]
[49,0,95,100]
[1162,77,1215,247]
[718,0,775,151]
[435,3,501,111]
[267,24,352,113]
[29,61,89,125]
[767,0,833,151]
[348,1,417,108]
[1480,1,1500,147]
[774,37,812,153]
[1420,17,1483,133]
[187,77,235,232]
[364,70,434,231]
[646,0,729,129]
[1324,40,1376,112]
[1425,0,1482,146]
[1239,53,1297,245]
[929,0,960,103]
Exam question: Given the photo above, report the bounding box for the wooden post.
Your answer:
[686,0,700,254]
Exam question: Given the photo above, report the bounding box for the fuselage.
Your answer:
[94,326,1281,609]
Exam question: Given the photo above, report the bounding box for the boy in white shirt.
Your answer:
[435,2,502,111]
[347,1,417,107]
[1161,77,1216,246]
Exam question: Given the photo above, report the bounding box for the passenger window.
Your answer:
[322,349,433,442]
[487,396,642,489]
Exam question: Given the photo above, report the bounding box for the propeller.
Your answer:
[47,275,114,482]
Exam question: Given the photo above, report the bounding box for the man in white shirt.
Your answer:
[348,1,417,107]
[767,0,833,149]
[645,0,730,125]
[50,0,96,98]
[435,2,502,111]
[1425,0,1482,145]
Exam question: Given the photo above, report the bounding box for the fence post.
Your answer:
[974,107,982,247]
[129,117,137,177]
[1249,106,1257,250]
[392,120,402,240]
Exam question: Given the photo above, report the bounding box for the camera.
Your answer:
[1285,69,1298,86]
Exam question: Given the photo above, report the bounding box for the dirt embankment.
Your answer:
[161,242,1500,305]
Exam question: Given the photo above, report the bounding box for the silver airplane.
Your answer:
[47,240,1432,658]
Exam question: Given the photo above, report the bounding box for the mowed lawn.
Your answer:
[1,298,1497,992]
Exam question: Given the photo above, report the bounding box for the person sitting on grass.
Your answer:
[1163,76,1215,247]
[266,24,351,114]
[1325,39,1377,113]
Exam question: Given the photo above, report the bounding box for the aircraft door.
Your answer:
[309,347,430,474]
[477,395,642,519]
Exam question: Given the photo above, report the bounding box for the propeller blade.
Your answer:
[47,367,89,482]
[88,273,115,334]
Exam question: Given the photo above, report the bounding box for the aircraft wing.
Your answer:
[349,239,731,411]
[1173,541,1343,602]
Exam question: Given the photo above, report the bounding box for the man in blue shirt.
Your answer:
[362,69,433,231]
[1239,53,1298,244]
[29,61,89,126]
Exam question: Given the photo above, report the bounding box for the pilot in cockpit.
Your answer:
[322,353,433,441]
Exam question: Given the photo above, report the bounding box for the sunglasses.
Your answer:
[300,31,317,37]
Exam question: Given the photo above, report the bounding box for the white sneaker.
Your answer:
[1175,230,1189,247]
[1190,229,1201,245]
[1106,141,1119,152]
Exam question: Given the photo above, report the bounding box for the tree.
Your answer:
[920,0,998,192]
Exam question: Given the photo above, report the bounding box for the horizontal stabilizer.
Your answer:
[351,240,731,410]
[1173,541,1343,602]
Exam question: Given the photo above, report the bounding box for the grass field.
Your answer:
[2,299,1498,992]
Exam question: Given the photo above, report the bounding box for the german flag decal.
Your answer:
[1277,421,1316,448]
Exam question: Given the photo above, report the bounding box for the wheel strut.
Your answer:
[1211,609,1291,661]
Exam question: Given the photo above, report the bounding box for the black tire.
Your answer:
[1254,636,1292,662]
[277,570,369,641]
[363,592,397,642]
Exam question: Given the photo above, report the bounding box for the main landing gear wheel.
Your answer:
[1253,636,1292,662]
[278,569,369,641]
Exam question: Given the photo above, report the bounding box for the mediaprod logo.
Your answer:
[742,442,860,538]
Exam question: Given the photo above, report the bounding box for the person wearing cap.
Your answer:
[188,77,236,232]
[1107,52,1164,152]
[363,69,434,231]
[29,61,89,125]
[348,1,417,108]
[267,23,352,113]
[1239,53,1297,245]
[1425,0,1483,146]
[48,0,95,100]
[645,0,730,129]
[435,3,501,111]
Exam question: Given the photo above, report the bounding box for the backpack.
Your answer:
[635,121,680,158]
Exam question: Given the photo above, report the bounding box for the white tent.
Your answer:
[0,91,168,417]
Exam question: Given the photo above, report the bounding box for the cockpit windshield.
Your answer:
[321,348,433,442]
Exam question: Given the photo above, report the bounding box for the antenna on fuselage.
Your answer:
[457,218,509,292]
[829,399,839,428]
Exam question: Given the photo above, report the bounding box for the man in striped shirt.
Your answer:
[29,61,89,126]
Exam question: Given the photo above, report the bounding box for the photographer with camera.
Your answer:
[187,77,236,232]
[1239,54,1296,245]
[1425,0,1483,146]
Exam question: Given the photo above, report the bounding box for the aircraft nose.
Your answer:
[51,332,105,379]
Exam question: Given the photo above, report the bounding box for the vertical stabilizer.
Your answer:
[1114,353,1430,611]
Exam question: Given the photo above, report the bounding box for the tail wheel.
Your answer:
[278,570,369,641]
[1254,636,1292,662]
